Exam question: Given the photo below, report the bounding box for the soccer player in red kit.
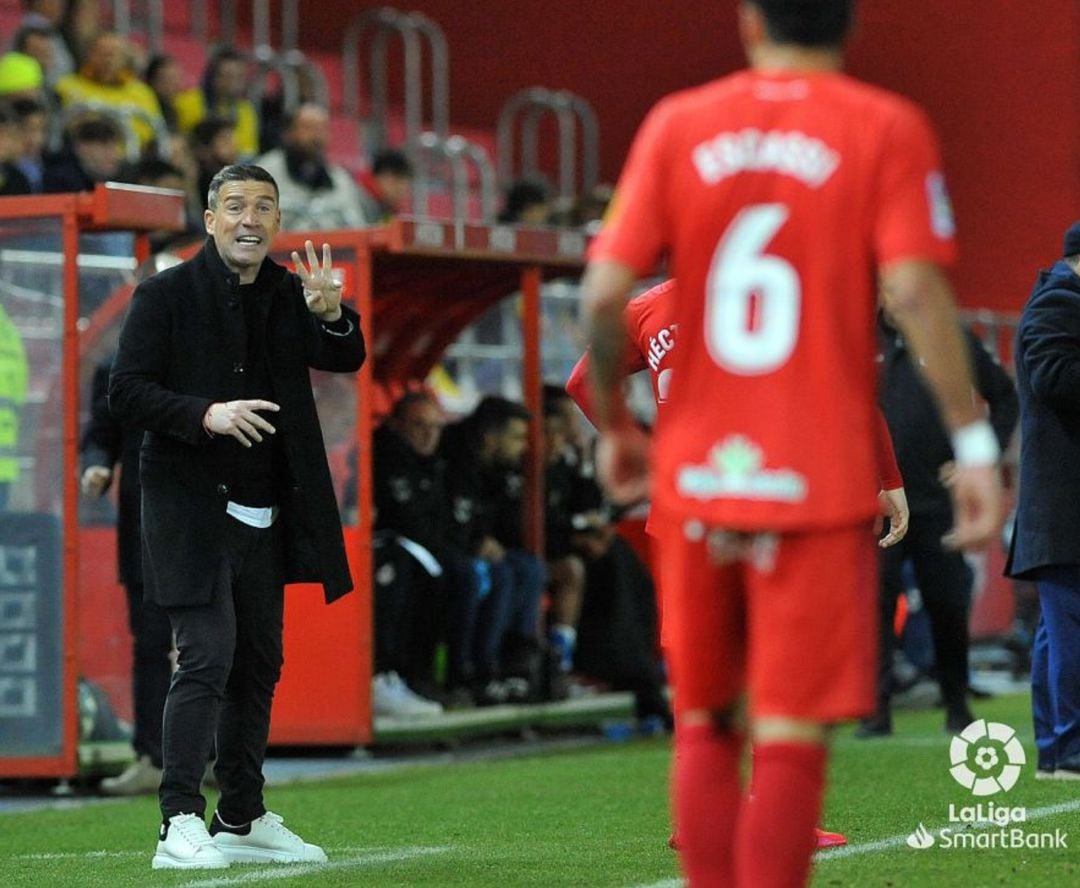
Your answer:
[565,278,907,852]
[580,2,1002,886]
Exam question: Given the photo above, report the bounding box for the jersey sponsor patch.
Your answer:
[926,171,956,239]
[676,435,807,503]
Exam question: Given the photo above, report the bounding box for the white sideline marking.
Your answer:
[179,846,451,886]
[627,800,1080,888]
[816,800,1080,861]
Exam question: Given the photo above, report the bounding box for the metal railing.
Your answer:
[410,132,496,223]
[62,102,170,161]
[496,87,599,202]
[112,0,165,53]
[342,7,449,155]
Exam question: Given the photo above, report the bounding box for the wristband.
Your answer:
[951,419,999,467]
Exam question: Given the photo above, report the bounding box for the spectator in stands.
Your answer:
[255,103,366,231]
[130,156,203,252]
[44,114,126,191]
[542,385,596,680]
[440,396,545,704]
[859,308,1017,737]
[191,117,239,210]
[175,49,258,159]
[144,54,182,133]
[16,0,74,85]
[0,51,46,101]
[356,149,414,224]
[0,104,32,195]
[80,354,173,795]
[371,392,463,716]
[11,96,48,192]
[498,176,550,225]
[58,0,103,70]
[258,62,324,153]
[55,32,163,149]
[0,301,28,510]
[12,25,57,87]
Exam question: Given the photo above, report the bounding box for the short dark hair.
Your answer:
[498,177,549,224]
[206,163,279,209]
[13,25,53,53]
[543,383,572,418]
[71,116,124,144]
[191,116,234,149]
[391,390,439,421]
[143,53,175,85]
[132,157,183,186]
[471,395,531,437]
[10,96,46,121]
[750,0,854,48]
[372,149,413,178]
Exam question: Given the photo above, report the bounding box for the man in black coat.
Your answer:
[109,163,365,870]
[1007,221,1080,779]
[81,354,172,796]
[860,311,1017,736]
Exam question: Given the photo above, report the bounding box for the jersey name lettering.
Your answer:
[693,128,840,189]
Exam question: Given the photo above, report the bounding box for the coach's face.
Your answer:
[205,180,280,283]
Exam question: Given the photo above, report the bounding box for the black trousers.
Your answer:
[875,509,973,717]
[159,517,284,824]
[125,581,172,768]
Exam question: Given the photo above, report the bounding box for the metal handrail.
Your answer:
[280,49,330,110]
[496,87,600,201]
[63,101,170,161]
[343,7,450,155]
[407,11,449,139]
[248,46,300,140]
[112,0,165,53]
[410,132,496,222]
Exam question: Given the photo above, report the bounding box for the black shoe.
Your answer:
[945,706,975,733]
[854,716,892,738]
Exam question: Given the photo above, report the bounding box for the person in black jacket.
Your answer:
[109,163,364,870]
[860,310,1017,736]
[81,354,172,796]
[440,396,544,703]
[1007,221,1080,778]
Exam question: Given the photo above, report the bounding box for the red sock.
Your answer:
[674,723,744,887]
[735,742,827,888]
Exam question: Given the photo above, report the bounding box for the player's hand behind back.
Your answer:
[596,424,651,506]
[944,463,1003,551]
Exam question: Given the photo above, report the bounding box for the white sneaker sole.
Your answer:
[151,852,229,870]
[214,844,328,864]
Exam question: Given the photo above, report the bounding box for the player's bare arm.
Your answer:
[581,260,650,504]
[881,260,1003,550]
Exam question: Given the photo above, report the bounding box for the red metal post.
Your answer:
[520,265,545,557]
[61,211,81,776]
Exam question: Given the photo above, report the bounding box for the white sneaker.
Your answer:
[210,811,328,864]
[372,671,442,718]
[151,813,229,870]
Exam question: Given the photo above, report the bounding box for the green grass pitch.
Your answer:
[1,693,1076,886]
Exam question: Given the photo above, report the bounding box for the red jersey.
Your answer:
[591,69,955,529]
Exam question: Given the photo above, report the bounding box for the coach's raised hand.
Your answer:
[292,240,343,322]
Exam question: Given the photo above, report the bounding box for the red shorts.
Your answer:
[657,517,878,723]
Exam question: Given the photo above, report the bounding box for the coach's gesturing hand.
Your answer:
[203,399,280,447]
[292,240,343,322]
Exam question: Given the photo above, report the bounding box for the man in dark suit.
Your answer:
[1007,220,1080,780]
[81,355,173,795]
[110,163,365,870]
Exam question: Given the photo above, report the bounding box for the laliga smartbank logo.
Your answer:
[905,720,1068,851]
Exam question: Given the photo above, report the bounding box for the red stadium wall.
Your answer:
[294,0,1080,313]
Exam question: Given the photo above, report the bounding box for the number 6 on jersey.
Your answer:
[705,203,800,375]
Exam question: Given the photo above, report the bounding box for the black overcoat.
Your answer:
[108,238,365,606]
[1007,260,1080,578]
